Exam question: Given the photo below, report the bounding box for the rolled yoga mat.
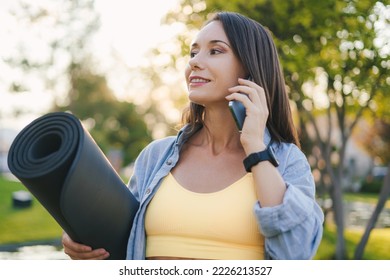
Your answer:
[7,112,139,259]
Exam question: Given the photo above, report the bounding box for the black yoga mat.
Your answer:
[7,112,139,260]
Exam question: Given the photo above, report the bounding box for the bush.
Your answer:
[360,178,383,194]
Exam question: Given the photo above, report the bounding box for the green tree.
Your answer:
[3,0,100,96]
[2,0,153,168]
[55,63,152,166]
[354,163,390,259]
[356,118,390,165]
[162,0,389,259]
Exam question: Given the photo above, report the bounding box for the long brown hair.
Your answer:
[181,11,300,147]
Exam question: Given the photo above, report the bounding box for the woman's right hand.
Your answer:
[62,232,110,260]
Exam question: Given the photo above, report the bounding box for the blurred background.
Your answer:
[0,0,389,260]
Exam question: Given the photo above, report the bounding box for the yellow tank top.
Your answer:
[145,172,265,259]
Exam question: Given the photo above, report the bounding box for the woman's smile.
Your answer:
[189,76,211,87]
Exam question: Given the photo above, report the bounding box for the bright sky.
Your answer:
[0,0,181,131]
[95,0,181,67]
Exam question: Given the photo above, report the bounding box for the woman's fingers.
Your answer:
[226,78,268,153]
[62,232,110,260]
[62,232,91,252]
[65,247,110,260]
[226,79,268,120]
[228,78,266,110]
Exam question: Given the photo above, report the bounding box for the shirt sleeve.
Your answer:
[254,144,324,259]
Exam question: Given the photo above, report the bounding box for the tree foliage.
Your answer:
[54,63,152,166]
[3,0,153,167]
[3,0,100,95]
[356,118,390,165]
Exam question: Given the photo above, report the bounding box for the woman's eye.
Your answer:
[190,48,222,57]
[210,49,222,55]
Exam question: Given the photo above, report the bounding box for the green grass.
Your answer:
[314,223,390,260]
[343,192,390,208]
[314,192,390,259]
[0,175,62,245]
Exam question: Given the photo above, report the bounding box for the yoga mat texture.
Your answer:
[7,112,139,259]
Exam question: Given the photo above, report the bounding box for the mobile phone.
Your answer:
[228,76,252,131]
[229,98,246,131]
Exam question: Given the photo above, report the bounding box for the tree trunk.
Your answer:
[354,164,390,259]
[332,179,347,259]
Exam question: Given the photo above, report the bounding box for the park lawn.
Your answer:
[315,222,390,260]
[0,175,62,245]
[315,192,390,259]
[344,192,390,208]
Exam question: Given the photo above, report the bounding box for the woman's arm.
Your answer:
[254,145,324,259]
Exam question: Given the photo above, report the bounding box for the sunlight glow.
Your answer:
[0,0,181,130]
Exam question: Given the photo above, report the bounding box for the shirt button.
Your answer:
[145,189,151,195]
[166,159,173,165]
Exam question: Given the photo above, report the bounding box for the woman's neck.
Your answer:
[194,108,242,155]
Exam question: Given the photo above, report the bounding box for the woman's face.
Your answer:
[185,21,246,106]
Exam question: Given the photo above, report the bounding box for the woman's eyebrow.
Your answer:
[191,40,231,49]
[209,40,231,48]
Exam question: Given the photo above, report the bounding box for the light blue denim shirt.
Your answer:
[126,126,324,260]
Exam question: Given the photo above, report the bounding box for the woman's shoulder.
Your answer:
[138,135,177,157]
[274,141,305,158]
[273,141,309,165]
[273,141,312,177]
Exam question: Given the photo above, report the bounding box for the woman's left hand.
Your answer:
[226,78,269,154]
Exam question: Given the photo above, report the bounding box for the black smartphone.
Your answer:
[228,76,252,131]
[229,98,246,131]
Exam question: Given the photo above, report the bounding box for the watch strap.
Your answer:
[243,146,279,172]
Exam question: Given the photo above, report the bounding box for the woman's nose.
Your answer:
[188,54,204,70]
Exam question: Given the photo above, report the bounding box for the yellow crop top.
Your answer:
[145,172,265,259]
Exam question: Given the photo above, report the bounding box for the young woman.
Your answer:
[62,11,324,260]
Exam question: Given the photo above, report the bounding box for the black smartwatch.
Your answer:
[243,146,279,172]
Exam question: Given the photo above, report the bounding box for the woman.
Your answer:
[62,11,324,260]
